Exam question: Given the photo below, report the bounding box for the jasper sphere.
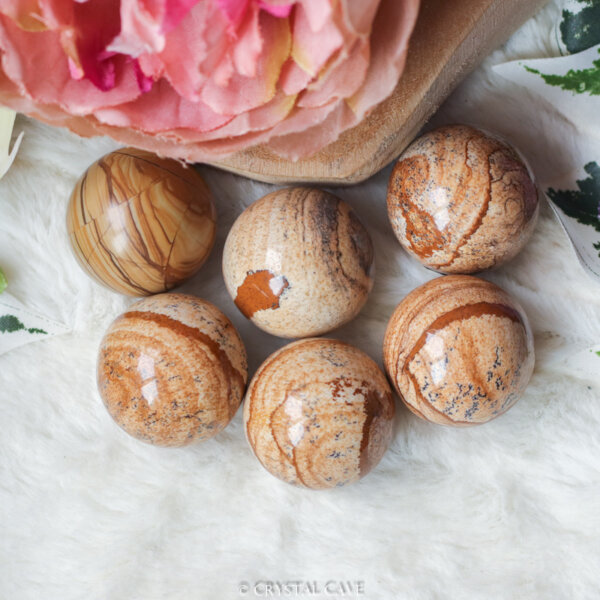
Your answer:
[244,338,395,489]
[223,188,374,339]
[387,125,539,274]
[97,293,247,446]
[67,148,216,296]
[383,275,534,426]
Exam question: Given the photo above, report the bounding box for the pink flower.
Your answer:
[0,0,420,162]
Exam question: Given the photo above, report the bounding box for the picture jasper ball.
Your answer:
[244,338,395,489]
[67,148,216,296]
[387,124,539,274]
[97,293,247,447]
[383,275,534,426]
[223,188,374,339]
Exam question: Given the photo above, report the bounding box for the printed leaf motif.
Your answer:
[525,48,600,95]
[0,314,47,335]
[547,162,600,255]
[0,268,6,294]
[561,0,600,54]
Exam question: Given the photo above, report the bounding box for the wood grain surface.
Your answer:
[68,148,216,297]
[211,0,548,185]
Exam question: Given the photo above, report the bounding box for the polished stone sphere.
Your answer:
[244,338,395,489]
[97,293,247,446]
[387,124,539,274]
[383,275,534,426]
[67,148,216,296]
[222,187,374,339]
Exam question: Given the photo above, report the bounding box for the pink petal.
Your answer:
[267,100,357,160]
[258,2,293,18]
[161,0,199,32]
[347,0,420,117]
[159,91,297,142]
[93,78,232,132]
[290,1,343,76]
[0,14,142,113]
[297,39,369,108]
[132,59,154,92]
[340,0,380,37]
[144,1,221,103]
[108,0,168,56]
[295,0,333,32]
[232,3,262,78]
[200,11,291,114]
[216,0,249,27]
[278,58,312,95]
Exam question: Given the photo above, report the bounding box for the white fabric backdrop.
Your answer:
[1,1,599,598]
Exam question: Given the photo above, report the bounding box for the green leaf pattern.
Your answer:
[525,50,600,95]
[547,161,600,258]
[0,314,47,336]
[561,0,600,54]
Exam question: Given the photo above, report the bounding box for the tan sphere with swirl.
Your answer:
[244,338,395,490]
[387,125,539,274]
[97,293,247,447]
[67,148,216,296]
[223,188,374,339]
[383,275,534,426]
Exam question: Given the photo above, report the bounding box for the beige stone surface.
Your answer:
[387,125,539,274]
[97,293,247,446]
[244,338,395,489]
[384,275,534,426]
[223,188,374,339]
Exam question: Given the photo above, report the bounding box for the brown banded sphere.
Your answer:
[383,275,534,427]
[244,338,395,489]
[222,188,374,339]
[387,125,539,274]
[67,148,216,296]
[97,293,247,446]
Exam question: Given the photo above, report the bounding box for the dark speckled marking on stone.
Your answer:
[245,339,394,489]
[404,302,523,424]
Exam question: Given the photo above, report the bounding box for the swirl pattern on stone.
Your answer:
[68,148,216,296]
[383,275,534,426]
[244,338,395,489]
[97,293,247,446]
[223,188,374,339]
[387,125,539,274]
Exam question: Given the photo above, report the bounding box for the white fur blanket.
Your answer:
[1,2,599,598]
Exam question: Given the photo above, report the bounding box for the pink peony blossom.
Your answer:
[0,0,420,162]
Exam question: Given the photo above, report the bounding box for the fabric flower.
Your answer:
[0,0,420,161]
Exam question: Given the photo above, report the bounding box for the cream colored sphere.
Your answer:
[223,188,374,338]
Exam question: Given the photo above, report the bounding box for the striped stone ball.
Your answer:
[223,188,374,339]
[97,293,247,447]
[383,275,534,427]
[244,338,395,489]
[67,148,216,296]
[387,124,539,274]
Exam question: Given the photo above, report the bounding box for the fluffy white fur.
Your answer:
[1,2,600,598]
